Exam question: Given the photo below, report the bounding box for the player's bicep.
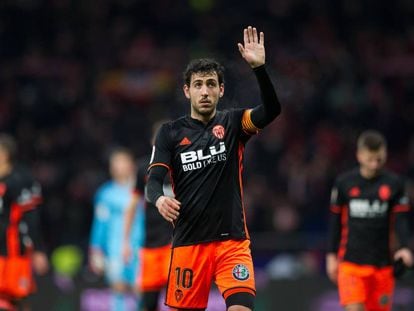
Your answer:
[149,123,172,170]
[392,181,411,213]
[241,109,260,135]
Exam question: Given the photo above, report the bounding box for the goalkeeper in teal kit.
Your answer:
[89,147,145,311]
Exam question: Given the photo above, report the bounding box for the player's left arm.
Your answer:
[20,180,49,275]
[393,180,413,267]
[238,26,281,133]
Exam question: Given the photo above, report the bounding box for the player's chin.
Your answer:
[197,106,215,115]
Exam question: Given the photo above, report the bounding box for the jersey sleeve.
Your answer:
[241,109,260,135]
[392,178,411,248]
[89,188,110,253]
[16,173,43,212]
[327,178,346,254]
[18,173,44,251]
[135,162,147,196]
[392,178,410,213]
[148,123,172,171]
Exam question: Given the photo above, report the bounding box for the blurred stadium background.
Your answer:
[1,0,414,310]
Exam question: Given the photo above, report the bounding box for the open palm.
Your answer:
[238,26,265,68]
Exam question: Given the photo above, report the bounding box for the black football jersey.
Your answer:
[0,166,42,256]
[328,168,410,266]
[149,109,253,247]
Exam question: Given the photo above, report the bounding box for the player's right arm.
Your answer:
[89,189,110,275]
[326,181,344,284]
[146,124,181,223]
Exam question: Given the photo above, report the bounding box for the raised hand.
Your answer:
[237,26,265,68]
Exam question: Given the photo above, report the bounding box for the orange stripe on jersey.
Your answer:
[8,204,21,256]
[393,204,410,213]
[330,205,342,214]
[238,143,250,239]
[241,109,259,135]
[148,162,171,171]
[338,206,349,260]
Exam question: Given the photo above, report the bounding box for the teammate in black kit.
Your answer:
[326,130,413,311]
[0,134,48,311]
[146,26,281,311]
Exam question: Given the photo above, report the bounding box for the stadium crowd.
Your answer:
[0,0,413,263]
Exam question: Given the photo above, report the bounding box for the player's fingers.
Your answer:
[171,198,181,206]
[243,28,249,44]
[253,27,258,43]
[237,43,245,56]
[169,205,180,216]
[259,32,264,45]
[167,200,181,211]
[247,26,253,43]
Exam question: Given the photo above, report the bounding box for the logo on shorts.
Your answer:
[212,125,225,139]
[232,264,250,281]
[175,289,183,302]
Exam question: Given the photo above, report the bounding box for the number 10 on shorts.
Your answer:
[175,267,193,288]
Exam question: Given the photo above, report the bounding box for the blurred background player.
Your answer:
[123,121,172,311]
[326,130,413,311]
[0,134,49,311]
[89,147,145,311]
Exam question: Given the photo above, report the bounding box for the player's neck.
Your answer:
[359,167,380,179]
[190,110,216,124]
[114,176,134,187]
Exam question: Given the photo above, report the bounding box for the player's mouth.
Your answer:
[199,100,212,106]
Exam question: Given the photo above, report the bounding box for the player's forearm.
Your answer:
[146,165,168,205]
[395,212,411,248]
[22,208,45,252]
[327,213,342,253]
[250,65,281,128]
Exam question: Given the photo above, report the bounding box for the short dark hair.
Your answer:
[183,58,225,86]
[357,130,387,151]
[0,134,17,163]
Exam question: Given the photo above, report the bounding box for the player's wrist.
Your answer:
[251,63,265,69]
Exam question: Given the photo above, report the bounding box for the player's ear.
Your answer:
[219,83,224,98]
[183,84,190,99]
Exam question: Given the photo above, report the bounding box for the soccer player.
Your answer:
[123,121,173,311]
[0,134,49,311]
[146,26,281,311]
[326,130,413,311]
[89,147,145,311]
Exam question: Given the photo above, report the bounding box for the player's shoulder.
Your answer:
[137,155,151,169]
[335,168,360,185]
[95,180,115,197]
[381,169,405,186]
[7,164,35,187]
[216,108,247,124]
[156,117,187,138]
